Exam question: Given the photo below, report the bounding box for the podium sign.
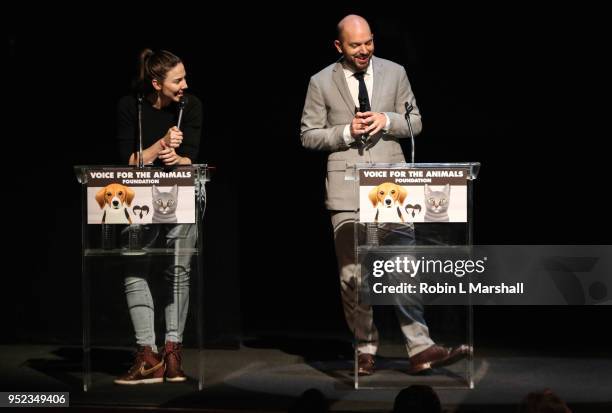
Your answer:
[359,166,469,224]
[85,167,196,225]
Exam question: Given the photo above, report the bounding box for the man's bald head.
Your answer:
[334,14,375,71]
[337,15,371,42]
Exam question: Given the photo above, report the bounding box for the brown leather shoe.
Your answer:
[163,341,187,382]
[114,346,165,385]
[431,344,472,369]
[408,344,471,374]
[357,353,376,376]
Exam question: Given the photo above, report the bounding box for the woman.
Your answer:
[114,49,202,385]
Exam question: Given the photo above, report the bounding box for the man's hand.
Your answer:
[351,112,387,140]
[361,112,387,136]
[350,112,370,139]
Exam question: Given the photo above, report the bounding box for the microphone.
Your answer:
[137,93,144,168]
[404,102,414,115]
[404,102,416,163]
[359,97,370,144]
[359,97,369,114]
[177,95,186,130]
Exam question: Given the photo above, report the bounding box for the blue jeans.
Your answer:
[121,224,196,352]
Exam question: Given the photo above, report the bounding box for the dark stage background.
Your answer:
[4,7,610,356]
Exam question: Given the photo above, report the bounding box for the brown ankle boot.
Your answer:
[163,341,187,382]
[114,346,165,385]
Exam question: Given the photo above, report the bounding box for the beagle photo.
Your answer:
[95,183,135,224]
[368,182,408,223]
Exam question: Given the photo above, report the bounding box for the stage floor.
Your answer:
[1,344,611,412]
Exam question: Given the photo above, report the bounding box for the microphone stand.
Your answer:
[137,93,144,168]
[126,93,145,253]
[105,94,145,251]
[405,102,416,164]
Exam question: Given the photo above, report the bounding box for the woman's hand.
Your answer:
[162,126,183,148]
[158,141,183,165]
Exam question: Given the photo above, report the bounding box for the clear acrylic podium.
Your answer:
[74,164,209,391]
[351,162,480,389]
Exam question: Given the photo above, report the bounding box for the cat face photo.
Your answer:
[423,184,451,223]
[151,185,179,223]
[424,184,450,214]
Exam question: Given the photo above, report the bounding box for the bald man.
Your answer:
[300,15,469,376]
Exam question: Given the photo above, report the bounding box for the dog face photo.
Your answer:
[368,182,408,223]
[95,183,135,224]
